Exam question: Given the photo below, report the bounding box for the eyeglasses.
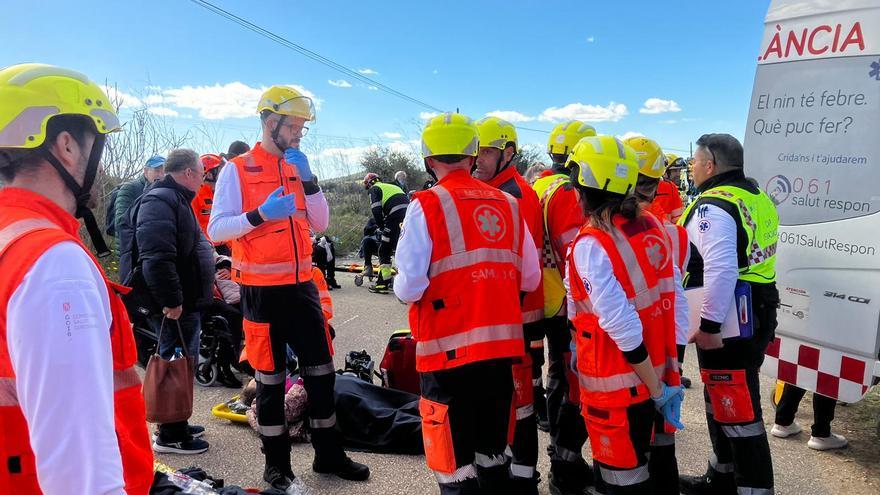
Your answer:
[279,121,309,137]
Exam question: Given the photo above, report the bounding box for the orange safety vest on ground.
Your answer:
[191,183,214,241]
[647,179,684,223]
[488,166,544,325]
[409,170,525,372]
[0,188,153,495]
[311,266,335,356]
[229,142,313,286]
[567,214,680,410]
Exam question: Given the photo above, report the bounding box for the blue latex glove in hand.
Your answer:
[259,186,297,221]
[652,383,685,430]
[284,148,313,181]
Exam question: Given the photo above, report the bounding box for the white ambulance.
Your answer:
[746,0,880,403]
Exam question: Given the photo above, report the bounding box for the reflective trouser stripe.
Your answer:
[652,432,675,447]
[722,421,766,438]
[416,324,522,357]
[599,464,650,486]
[301,362,335,376]
[371,201,382,208]
[522,309,544,324]
[258,423,287,437]
[255,371,286,385]
[474,452,507,468]
[310,412,337,429]
[738,488,774,494]
[388,203,408,216]
[710,453,735,474]
[510,463,535,479]
[553,446,582,463]
[434,464,477,484]
[516,404,534,420]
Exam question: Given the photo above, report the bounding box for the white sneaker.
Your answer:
[808,433,848,451]
[771,422,803,438]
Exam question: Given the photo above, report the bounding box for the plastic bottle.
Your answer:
[172,347,184,361]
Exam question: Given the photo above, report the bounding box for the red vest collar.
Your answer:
[486,166,517,189]
[0,188,80,236]
[250,141,282,162]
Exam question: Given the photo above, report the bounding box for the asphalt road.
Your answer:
[153,271,880,494]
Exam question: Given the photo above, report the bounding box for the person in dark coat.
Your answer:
[133,148,215,454]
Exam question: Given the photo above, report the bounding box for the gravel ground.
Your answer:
[152,271,880,494]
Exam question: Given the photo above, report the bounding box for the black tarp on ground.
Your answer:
[334,374,423,455]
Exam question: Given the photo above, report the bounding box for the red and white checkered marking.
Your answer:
[763,336,876,403]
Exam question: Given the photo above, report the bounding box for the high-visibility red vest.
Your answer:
[228,142,313,286]
[487,166,544,325]
[191,183,214,241]
[660,217,688,274]
[567,213,680,409]
[647,179,684,224]
[311,266,335,356]
[409,170,525,372]
[0,188,153,495]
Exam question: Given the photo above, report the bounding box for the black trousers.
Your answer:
[696,284,779,492]
[587,400,655,495]
[419,359,514,495]
[775,383,837,438]
[378,212,404,265]
[241,282,343,469]
[312,245,337,285]
[509,322,543,482]
[545,316,587,468]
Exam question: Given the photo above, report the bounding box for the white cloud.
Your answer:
[419,111,440,120]
[432,69,439,75]
[147,107,179,117]
[328,79,353,88]
[538,102,628,123]
[138,82,321,120]
[358,68,379,75]
[617,131,644,141]
[639,98,681,114]
[103,86,143,108]
[485,110,536,123]
[587,36,595,43]
[367,85,378,91]
[381,132,402,139]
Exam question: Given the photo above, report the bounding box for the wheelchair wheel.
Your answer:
[354,274,364,287]
[196,362,218,387]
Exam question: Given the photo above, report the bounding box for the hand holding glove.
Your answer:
[652,383,685,430]
[259,186,297,221]
[284,148,313,182]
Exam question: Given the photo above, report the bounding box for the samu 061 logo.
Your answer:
[766,175,792,205]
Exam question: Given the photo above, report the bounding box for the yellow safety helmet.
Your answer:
[665,153,679,165]
[568,135,639,195]
[474,116,518,152]
[625,136,666,179]
[257,85,316,121]
[547,120,597,156]
[0,63,121,149]
[421,112,479,158]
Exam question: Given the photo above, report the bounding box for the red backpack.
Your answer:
[379,329,419,395]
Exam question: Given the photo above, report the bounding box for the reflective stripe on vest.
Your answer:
[416,324,523,358]
[428,248,522,278]
[680,185,778,284]
[232,258,312,279]
[0,218,58,250]
[0,368,141,407]
[577,357,679,393]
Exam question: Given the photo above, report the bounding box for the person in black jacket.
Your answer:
[134,148,215,455]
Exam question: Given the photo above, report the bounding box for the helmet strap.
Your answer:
[423,159,437,181]
[40,134,110,257]
[270,114,288,153]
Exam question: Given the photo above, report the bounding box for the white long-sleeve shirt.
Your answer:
[207,160,330,243]
[566,236,645,352]
[7,242,126,495]
[673,246,690,346]
[394,198,542,303]
[683,203,739,327]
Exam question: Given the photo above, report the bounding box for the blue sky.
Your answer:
[2,0,771,177]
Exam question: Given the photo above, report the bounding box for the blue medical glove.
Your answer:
[259,186,297,221]
[661,390,685,430]
[284,148,313,181]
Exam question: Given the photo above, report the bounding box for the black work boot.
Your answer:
[679,467,737,495]
[263,465,297,491]
[548,459,593,495]
[313,455,370,481]
[534,386,550,432]
[262,436,296,491]
[511,474,540,495]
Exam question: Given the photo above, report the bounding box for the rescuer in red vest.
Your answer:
[565,135,684,494]
[208,85,369,491]
[191,153,227,252]
[0,63,153,495]
[394,112,541,494]
[472,116,544,495]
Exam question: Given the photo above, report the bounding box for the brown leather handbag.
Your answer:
[142,318,194,424]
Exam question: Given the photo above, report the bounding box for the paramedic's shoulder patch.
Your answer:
[582,277,592,295]
[698,219,711,234]
[697,205,709,219]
